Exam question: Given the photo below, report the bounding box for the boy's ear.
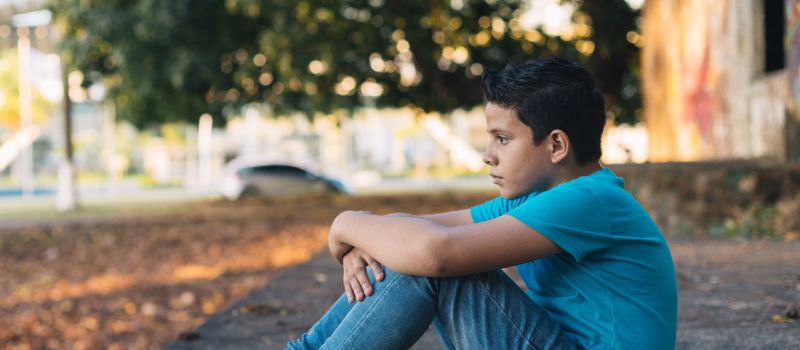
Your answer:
[548,130,570,164]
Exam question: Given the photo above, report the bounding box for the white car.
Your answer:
[221,156,354,200]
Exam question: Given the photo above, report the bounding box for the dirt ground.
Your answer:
[0,192,497,350]
[3,192,799,350]
[159,238,800,350]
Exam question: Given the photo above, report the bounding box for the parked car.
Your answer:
[221,156,353,200]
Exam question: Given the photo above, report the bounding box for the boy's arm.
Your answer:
[329,211,563,277]
[386,209,474,227]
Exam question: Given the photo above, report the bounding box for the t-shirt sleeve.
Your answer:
[470,192,539,223]
[506,182,615,262]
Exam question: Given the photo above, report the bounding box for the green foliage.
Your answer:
[51,0,641,128]
[706,204,780,239]
[742,204,778,239]
[580,0,641,125]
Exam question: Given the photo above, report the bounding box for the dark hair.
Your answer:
[481,56,606,165]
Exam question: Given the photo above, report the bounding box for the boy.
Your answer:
[288,57,678,350]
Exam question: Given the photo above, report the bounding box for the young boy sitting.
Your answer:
[287,56,678,350]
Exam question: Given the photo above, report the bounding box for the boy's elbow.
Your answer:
[420,230,453,277]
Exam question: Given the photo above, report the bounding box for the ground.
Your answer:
[2,193,799,350]
[0,192,495,350]
[160,238,800,350]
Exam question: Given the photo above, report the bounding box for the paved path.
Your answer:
[164,238,800,350]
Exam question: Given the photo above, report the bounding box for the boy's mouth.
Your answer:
[490,173,503,184]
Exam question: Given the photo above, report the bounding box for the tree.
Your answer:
[51,0,642,128]
[581,0,642,125]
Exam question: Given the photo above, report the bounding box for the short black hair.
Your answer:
[481,56,606,165]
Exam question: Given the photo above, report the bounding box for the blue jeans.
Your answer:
[286,266,578,350]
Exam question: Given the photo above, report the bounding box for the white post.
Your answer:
[17,28,33,199]
[198,114,213,189]
[55,160,76,211]
[103,101,117,196]
[243,104,259,158]
[185,124,198,190]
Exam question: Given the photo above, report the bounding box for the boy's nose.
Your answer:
[482,149,498,166]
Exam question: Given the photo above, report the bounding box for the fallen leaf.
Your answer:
[772,314,795,323]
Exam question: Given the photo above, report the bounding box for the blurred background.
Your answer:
[1,0,652,208]
[2,0,799,349]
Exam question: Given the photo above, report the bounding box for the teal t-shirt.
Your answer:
[471,168,677,350]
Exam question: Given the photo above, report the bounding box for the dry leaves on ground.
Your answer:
[0,192,496,350]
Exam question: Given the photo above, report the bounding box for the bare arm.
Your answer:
[329,211,563,277]
[386,209,474,227]
[336,209,472,304]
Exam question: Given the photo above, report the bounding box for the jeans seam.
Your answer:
[474,273,543,350]
[332,271,403,350]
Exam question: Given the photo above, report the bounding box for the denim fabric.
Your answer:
[287,266,577,350]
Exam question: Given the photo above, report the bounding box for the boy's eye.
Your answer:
[497,136,508,144]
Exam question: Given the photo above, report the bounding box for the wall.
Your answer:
[612,162,800,238]
[642,0,790,162]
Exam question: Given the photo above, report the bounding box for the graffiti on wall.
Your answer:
[679,0,724,140]
[645,0,790,161]
[787,0,800,115]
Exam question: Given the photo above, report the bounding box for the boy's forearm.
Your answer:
[386,209,474,227]
[332,211,449,275]
[385,213,416,218]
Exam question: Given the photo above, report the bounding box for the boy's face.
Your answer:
[483,103,555,199]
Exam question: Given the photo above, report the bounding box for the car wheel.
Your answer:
[238,186,261,199]
[325,182,343,194]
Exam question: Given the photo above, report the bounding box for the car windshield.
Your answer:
[251,165,309,177]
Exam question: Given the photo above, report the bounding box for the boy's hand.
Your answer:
[342,247,384,303]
